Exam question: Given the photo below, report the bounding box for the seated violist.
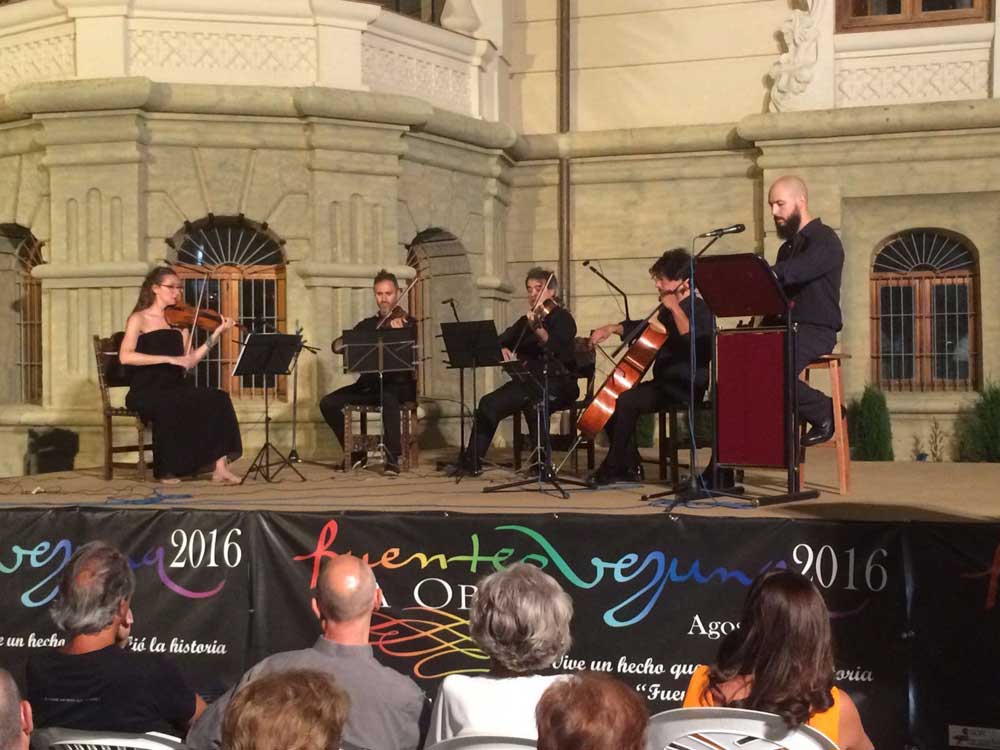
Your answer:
[449,268,578,475]
[588,249,713,485]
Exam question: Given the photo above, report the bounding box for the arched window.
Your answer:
[0,224,44,404]
[870,229,979,392]
[166,214,286,399]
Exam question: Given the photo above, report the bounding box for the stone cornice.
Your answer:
[295,262,417,288]
[507,123,751,161]
[739,98,1000,142]
[0,77,517,149]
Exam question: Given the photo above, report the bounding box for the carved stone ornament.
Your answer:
[768,0,825,112]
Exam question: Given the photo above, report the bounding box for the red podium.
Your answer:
[695,253,818,505]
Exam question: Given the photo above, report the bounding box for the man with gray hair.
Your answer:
[0,670,32,750]
[26,540,205,735]
[187,554,427,750]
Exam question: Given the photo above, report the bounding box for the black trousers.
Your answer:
[319,379,415,462]
[467,378,578,465]
[795,324,837,426]
[604,373,698,474]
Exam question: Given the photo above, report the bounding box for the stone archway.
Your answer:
[406,227,480,445]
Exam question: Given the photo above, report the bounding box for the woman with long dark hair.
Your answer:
[119,266,242,484]
[683,569,873,750]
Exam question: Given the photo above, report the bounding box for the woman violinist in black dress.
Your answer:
[119,266,243,484]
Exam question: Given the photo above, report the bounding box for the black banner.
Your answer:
[0,507,996,750]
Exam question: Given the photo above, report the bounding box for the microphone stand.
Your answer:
[288,321,320,463]
[642,232,750,508]
[583,262,631,323]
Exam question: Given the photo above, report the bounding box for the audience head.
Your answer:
[0,669,32,750]
[470,563,573,674]
[709,568,834,727]
[222,670,349,750]
[50,541,135,640]
[314,554,378,626]
[536,672,647,750]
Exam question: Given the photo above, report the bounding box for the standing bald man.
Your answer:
[186,555,428,750]
[768,176,844,446]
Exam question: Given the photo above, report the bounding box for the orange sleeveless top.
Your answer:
[682,665,840,744]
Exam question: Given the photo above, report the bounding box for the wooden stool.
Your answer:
[799,354,850,495]
[342,402,419,471]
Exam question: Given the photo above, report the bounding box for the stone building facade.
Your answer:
[0,0,996,473]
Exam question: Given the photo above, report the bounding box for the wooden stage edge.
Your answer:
[1,448,997,523]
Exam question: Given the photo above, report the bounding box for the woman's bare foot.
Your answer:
[212,459,241,484]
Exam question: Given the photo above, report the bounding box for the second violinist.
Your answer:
[319,269,416,475]
[588,249,714,485]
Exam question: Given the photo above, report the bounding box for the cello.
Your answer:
[576,291,675,439]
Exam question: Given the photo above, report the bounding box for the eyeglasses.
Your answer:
[157,284,183,290]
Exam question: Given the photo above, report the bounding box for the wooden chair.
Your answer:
[93,334,153,481]
[652,400,712,487]
[799,353,851,495]
[342,402,419,471]
[513,337,597,475]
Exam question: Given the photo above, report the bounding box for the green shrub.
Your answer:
[955,383,1000,462]
[847,385,894,461]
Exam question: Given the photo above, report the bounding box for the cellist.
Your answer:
[588,249,714,485]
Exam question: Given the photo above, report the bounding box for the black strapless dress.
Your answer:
[125,329,242,479]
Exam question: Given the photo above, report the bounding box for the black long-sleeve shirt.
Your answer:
[772,218,844,331]
[499,305,577,382]
[351,313,418,391]
[620,294,714,388]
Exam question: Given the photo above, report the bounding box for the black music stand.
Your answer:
[236,333,306,483]
[440,320,503,479]
[643,253,818,507]
[483,355,593,499]
[341,327,417,470]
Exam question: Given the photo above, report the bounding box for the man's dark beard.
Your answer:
[775,210,801,240]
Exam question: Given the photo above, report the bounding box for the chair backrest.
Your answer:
[426,736,536,750]
[94,332,131,397]
[31,727,188,750]
[646,707,838,750]
[572,337,597,397]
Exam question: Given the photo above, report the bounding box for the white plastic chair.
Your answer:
[31,727,188,750]
[647,707,838,750]
[426,736,536,750]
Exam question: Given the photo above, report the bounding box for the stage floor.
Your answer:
[0,447,997,522]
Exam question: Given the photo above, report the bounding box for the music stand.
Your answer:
[235,333,306,483]
[644,253,818,506]
[483,355,593,499]
[341,327,417,470]
[440,321,503,479]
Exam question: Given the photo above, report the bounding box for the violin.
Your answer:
[165,303,239,333]
[375,305,410,330]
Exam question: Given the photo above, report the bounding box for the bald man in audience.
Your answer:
[767,175,844,447]
[0,670,31,750]
[187,554,428,750]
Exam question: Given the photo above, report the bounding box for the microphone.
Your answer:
[582,260,590,267]
[441,298,454,305]
[442,298,459,322]
[697,224,745,238]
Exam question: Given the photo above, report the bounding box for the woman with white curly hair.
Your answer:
[427,563,573,744]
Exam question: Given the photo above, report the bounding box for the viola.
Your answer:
[164,303,239,333]
[374,305,410,330]
[576,299,670,439]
